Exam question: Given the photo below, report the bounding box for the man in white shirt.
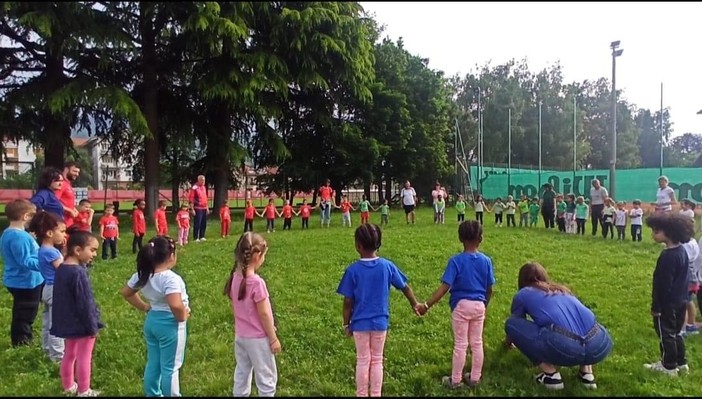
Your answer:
[589,179,609,237]
[400,181,417,224]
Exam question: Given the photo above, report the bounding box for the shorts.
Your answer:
[403,204,415,214]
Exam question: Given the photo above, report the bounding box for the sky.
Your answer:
[361,1,702,137]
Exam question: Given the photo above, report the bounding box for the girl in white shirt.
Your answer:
[628,199,644,242]
[474,194,490,225]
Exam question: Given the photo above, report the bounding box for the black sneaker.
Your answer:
[535,372,564,390]
[579,372,597,389]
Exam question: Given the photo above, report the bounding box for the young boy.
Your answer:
[281,200,294,230]
[378,199,390,226]
[565,194,577,234]
[492,197,505,227]
[0,200,42,346]
[556,194,567,232]
[629,199,644,242]
[295,199,316,230]
[529,198,540,227]
[517,195,530,227]
[434,194,446,224]
[504,195,516,227]
[219,202,231,237]
[680,199,696,221]
[644,213,695,376]
[132,199,146,253]
[455,195,466,222]
[614,201,628,240]
[155,200,169,236]
[73,199,95,232]
[99,204,119,260]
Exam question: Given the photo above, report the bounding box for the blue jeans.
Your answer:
[193,209,207,240]
[505,316,613,367]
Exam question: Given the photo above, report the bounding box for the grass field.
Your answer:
[1,207,701,397]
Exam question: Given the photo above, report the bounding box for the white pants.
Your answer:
[233,337,278,397]
[41,284,64,362]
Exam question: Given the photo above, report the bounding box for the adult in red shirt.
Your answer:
[318,179,336,228]
[188,175,210,241]
[55,161,81,228]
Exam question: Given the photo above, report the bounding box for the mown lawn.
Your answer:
[0,207,700,396]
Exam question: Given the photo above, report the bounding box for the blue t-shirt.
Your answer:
[510,286,596,337]
[441,252,495,310]
[0,227,42,289]
[336,257,408,332]
[39,245,62,285]
[30,189,65,221]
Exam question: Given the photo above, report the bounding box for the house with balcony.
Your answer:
[72,137,135,190]
[1,138,37,178]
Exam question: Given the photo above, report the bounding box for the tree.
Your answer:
[666,133,702,167]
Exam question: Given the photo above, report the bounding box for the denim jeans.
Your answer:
[505,316,613,367]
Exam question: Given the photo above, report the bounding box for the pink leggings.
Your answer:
[451,300,486,384]
[61,336,96,393]
[353,331,387,397]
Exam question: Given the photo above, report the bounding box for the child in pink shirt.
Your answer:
[176,204,190,246]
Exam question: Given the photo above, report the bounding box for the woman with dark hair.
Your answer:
[30,167,65,221]
[503,262,613,391]
[540,184,556,229]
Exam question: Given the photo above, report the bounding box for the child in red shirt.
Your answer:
[281,200,294,230]
[336,196,355,228]
[154,200,169,236]
[132,199,146,253]
[220,203,231,238]
[295,199,317,230]
[99,204,119,260]
[243,200,257,232]
[176,204,191,245]
[258,199,278,233]
[73,199,95,232]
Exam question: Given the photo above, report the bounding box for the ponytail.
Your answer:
[135,236,175,290]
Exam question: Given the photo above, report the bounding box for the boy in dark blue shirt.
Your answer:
[644,213,695,376]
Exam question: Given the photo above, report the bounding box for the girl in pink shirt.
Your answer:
[176,204,190,246]
[224,232,278,396]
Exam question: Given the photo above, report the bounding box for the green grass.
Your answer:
[0,208,700,396]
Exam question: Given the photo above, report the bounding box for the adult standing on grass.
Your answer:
[540,183,556,229]
[400,180,417,225]
[503,262,613,391]
[56,162,81,229]
[654,175,677,214]
[188,175,210,242]
[589,179,608,236]
[30,167,66,221]
[318,179,336,228]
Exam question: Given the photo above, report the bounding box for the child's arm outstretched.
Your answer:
[256,298,281,353]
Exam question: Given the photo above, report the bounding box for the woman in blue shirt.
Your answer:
[30,167,65,221]
[503,262,613,391]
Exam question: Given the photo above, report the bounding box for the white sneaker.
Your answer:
[677,364,690,374]
[644,361,678,376]
[579,372,597,389]
[194,238,200,242]
[64,382,78,395]
[77,389,100,397]
[200,237,206,241]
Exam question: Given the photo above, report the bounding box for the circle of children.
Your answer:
[1,175,701,397]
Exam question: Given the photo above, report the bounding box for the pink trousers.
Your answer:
[451,300,486,384]
[178,228,189,245]
[61,336,96,393]
[353,331,387,397]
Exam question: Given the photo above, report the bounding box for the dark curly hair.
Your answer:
[646,212,695,244]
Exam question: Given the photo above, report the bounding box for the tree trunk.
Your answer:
[141,4,160,219]
[208,101,231,211]
[170,151,180,211]
[385,178,393,202]
[363,179,371,203]
[376,179,384,204]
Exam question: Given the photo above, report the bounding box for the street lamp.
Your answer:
[610,40,623,198]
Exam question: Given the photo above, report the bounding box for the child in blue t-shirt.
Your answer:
[337,224,420,397]
[29,211,67,362]
[416,220,495,388]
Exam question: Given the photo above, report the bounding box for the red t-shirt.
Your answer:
[155,209,168,234]
[265,205,277,219]
[299,205,311,218]
[282,205,293,219]
[133,209,146,235]
[56,179,75,227]
[99,215,119,239]
[73,210,92,232]
[177,210,191,229]
[219,206,231,221]
[244,205,256,220]
[319,186,334,202]
[340,202,352,213]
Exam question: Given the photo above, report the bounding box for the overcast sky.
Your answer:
[362,1,702,137]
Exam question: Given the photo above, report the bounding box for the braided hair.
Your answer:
[224,232,268,300]
[354,223,382,252]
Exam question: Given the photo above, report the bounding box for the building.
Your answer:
[1,138,37,178]
[73,137,135,190]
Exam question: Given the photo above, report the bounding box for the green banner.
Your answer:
[471,167,702,202]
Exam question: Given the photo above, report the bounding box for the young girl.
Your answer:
[529,198,540,227]
[50,231,102,396]
[177,204,191,246]
[575,196,589,235]
[556,194,567,233]
[29,211,66,363]
[505,195,517,227]
[258,199,278,233]
[155,200,169,236]
[295,199,316,230]
[492,197,505,227]
[565,194,577,234]
[121,236,190,397]
[455,195,466,223]
[434,194,446,224]
[220,202,231,238]
[281,200,294,230]
[224,232,279,397]
[518,195,530,227]
[337,196,355,228]
[602,198,616,239]
[99,205,119,260]
[132,199,146,254]
[615,201,628,240]
[336,224,421,397]
[416,220,495,388]
[474,195,487,225]
[378,199,390,226]
[243,200,257,232]
[359,195,375,225]
[629,199,644,242]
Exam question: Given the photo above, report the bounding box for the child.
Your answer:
[681,237,700,336]
[337,224,421,397]
[629,199,644,242]
[336,196,355,228]
[99,204,119,260]
[378,199,390,226]
[474,195,487,225]
[121,235,190,397]
[575,196,589,235]
[565,194,577,234]
[155,200,169,237]
[132,199,147,254]
[643,213,695,376]
[492,197,505,227]
[73,200,95,232]
[281,200,294,230]
[416,220,494,388]
[434,194,446,224]
[359,195,375,225]
[224,232,279,397]
[51,231,103,396]
[455,195,466,222]
[680,199,696,221]
[295,199,316,230]
[518,195,530,227]
[615,201,627,240]
[29,211,66,362]
[177,204,191,245]
[556,194,567,233]
[243,200,257,232]
[505,196,516,227]
[602,198,616,239]
[220,202,232,238]
[1,200,41,346]
[258,199,277,233]
[529,198,540,227]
